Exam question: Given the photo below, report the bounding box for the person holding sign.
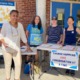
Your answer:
[26,16,43,62]
[0,10,31,80]
[46,17,63,44]
[64,16,80,76]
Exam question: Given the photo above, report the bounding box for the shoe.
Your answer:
[70,70,75,76]
[53,67,57,70]
[65,70,70,75]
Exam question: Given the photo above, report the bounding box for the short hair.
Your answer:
[10,10,19,15]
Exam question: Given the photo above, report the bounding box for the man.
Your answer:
[46,17,64,44]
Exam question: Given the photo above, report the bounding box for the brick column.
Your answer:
[5,0,36,29]
[46,0,50,28]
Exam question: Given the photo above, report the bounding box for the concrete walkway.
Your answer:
[0,58,80,80]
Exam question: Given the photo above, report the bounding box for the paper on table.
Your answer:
[20,46,27,53]
[50,44,62,49]
[21,46,37,53]
[40,44,53,48]
[21,46,37,55]
[62,45,75,51]
[76,47,80,52]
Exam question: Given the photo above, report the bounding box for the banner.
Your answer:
[50,49,79,70]
[0,1,16,28]
[30,34,43,45]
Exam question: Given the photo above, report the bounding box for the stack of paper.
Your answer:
[62,45,75,51]
[4,37,19,51]
[40,43,53,48]
[20,46,27,53]
[76,47,80,52]
[50,44,62,49]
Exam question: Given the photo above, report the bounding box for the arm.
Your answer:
[20,23,32,51]
[76,28,80,34]
[45,35,48,43]
[26,24,31,39]
[0,39,8,47]
[57,34,63,43]
[57,28,65,45]
[45,27,49,43]
[0,23,8,47]
[76,28,80,42]
[26,30,29,39]
[57,34,64,45]
[25,30,32,51]
[62,29,65,45]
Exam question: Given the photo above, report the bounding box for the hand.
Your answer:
[44,42,47,44]
[0,39,8,48]
[57,41,61,44]
[2,42,8,48]
[25,43,32,52]
[78,38,80,42]
[57,41,64,46]
[60,42,64,46]
[27,47,32,52]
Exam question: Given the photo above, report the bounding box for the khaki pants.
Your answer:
[3,51,22,80]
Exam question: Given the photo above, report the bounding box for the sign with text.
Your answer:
[0,1,16,28]
[30,34,43,45]
[50,50,79,70]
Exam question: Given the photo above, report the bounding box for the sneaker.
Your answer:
[65,70,70,75]
[70,70,75,76]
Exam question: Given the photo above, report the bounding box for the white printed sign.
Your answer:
[50,49,79,70]
[0,1,16,28]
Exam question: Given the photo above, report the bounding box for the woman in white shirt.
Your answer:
[0,10,31,80]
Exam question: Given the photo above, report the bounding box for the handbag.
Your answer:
[5,46,18,54]
[24,63,31,74]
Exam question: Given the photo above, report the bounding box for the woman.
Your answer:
[0,10,31,80]
[64,16,80,76]
[26,15,43,62]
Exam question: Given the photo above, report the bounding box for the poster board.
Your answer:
[0,1,16,28]
[50,49,79,70]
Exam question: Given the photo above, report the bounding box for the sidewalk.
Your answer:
[0,58,80,80]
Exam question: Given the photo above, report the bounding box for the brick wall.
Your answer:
[46,0,50,28]
[5,0,36,29]
[0,0,36,46]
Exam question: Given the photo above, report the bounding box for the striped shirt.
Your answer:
[47,26,63,43]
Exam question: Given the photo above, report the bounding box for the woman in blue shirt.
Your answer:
[26,15,43,62]
[64,16,80,76]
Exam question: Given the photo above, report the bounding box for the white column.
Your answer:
[36,0,46,61]
[36,0,46,41]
